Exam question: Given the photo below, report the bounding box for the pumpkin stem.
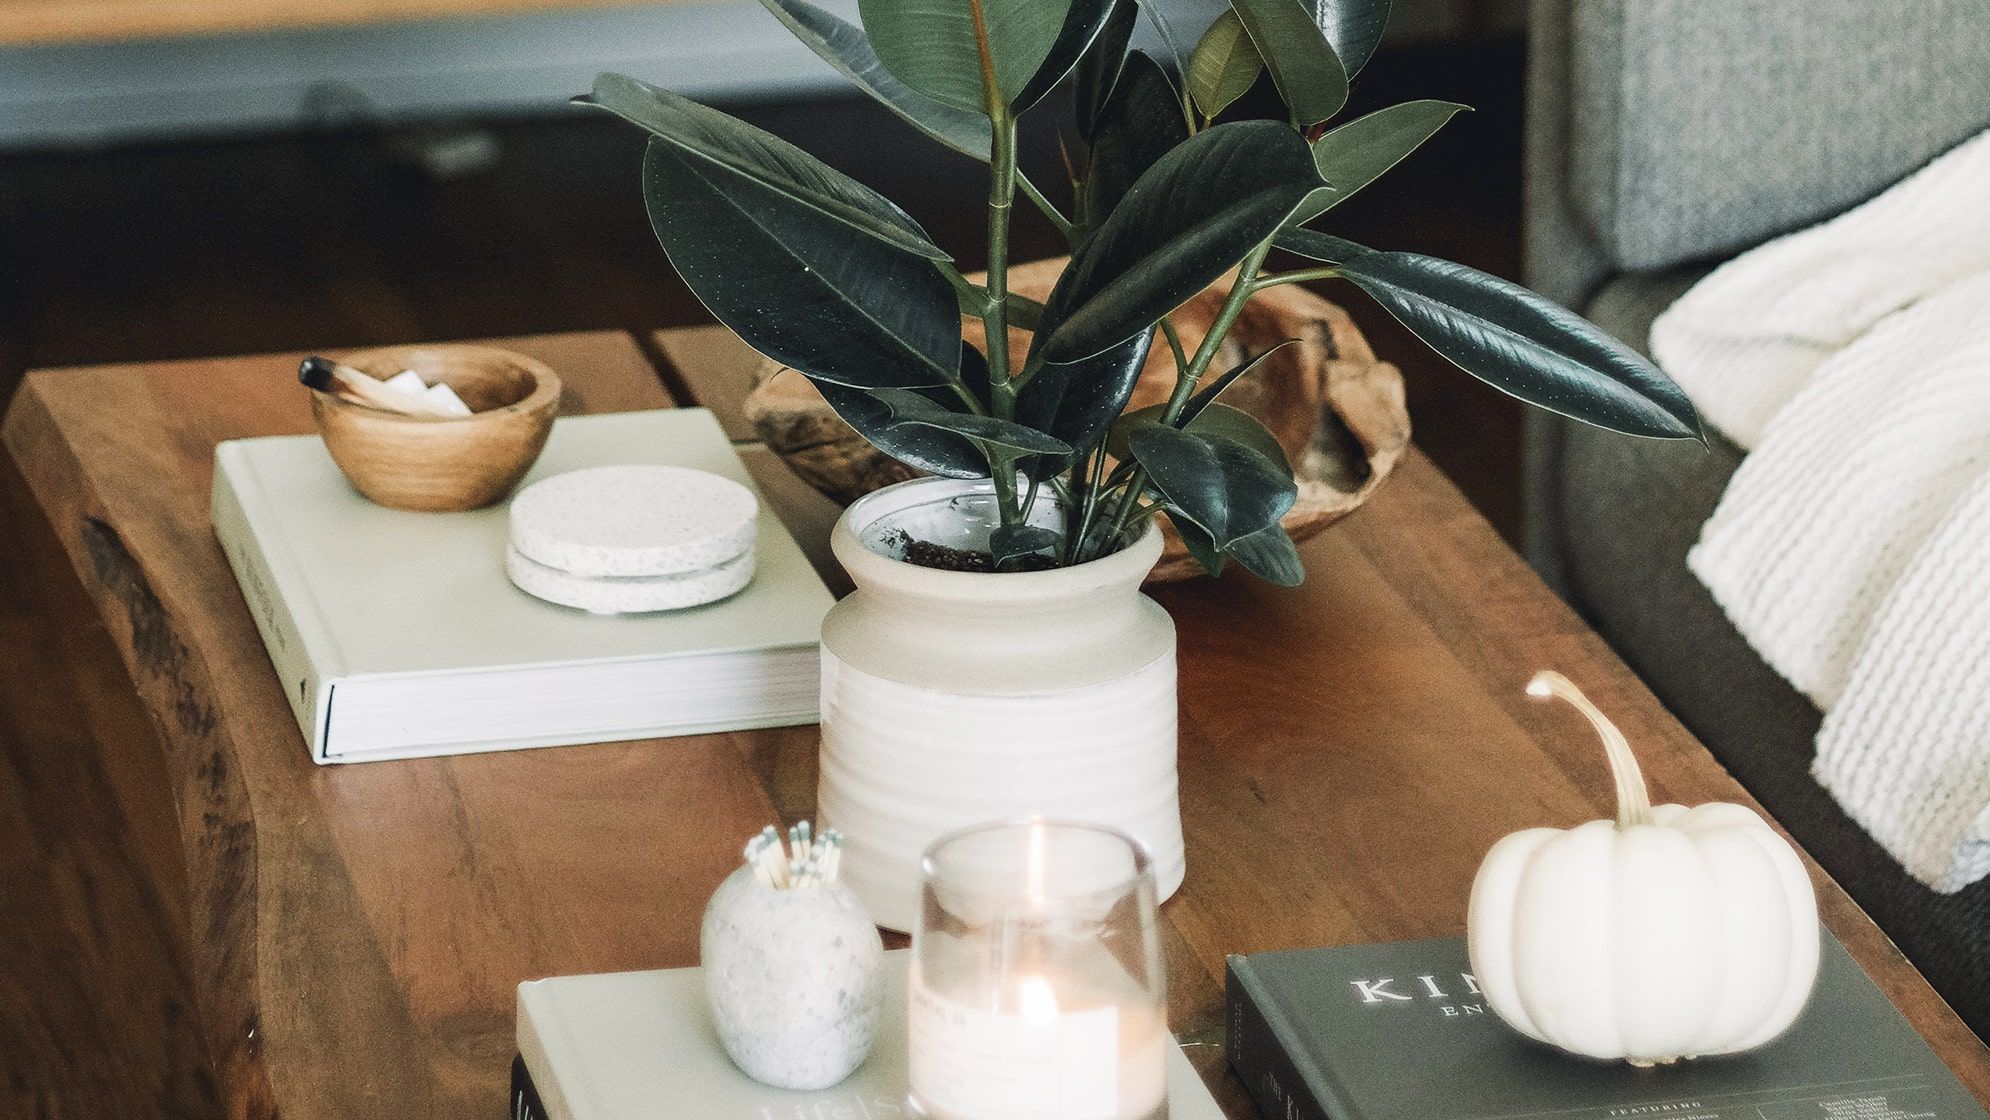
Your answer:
[1526,671,1653,829]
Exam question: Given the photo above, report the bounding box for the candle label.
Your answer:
[909,984,1120,1120]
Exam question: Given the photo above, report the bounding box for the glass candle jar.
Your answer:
[909,819,1168,1120]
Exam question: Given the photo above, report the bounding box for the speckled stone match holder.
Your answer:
[701,823,883,1091]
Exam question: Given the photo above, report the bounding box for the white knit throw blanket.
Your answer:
[1653,128,1990,451]
[1649,128,1990,894]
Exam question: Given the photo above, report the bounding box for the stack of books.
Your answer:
[511,933,1984,1120]
[213,408,833,763]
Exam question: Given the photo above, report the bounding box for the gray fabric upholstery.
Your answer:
[1523,268,1703,590]
[1529,0,1990,289]
[1582,269,1703,353]
[1530,273,1990,1034]
[1522,0,1613,308]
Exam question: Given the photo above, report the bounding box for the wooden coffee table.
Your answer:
[5,328,1986,1120]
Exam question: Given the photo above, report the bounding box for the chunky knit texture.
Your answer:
[1651,128,1990,450]
[1814,475,1990,893]
[1689,273,1990,709]
[1660,128,1990,893]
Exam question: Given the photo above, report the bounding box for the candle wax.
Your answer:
[909,971,1166,1120]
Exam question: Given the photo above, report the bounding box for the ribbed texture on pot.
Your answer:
[818,649,1184,933]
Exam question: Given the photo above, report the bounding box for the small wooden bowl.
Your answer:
[311,344,562,512]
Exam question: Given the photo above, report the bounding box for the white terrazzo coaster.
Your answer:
[509,465,757,577]
[505,545,755,614]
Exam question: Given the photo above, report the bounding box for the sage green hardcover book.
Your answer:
[1227,933,1985,1120]
[212,408,832,763]
[515,949,1228,1120]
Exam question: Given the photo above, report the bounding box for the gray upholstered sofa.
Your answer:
[1522,0,1990,1035]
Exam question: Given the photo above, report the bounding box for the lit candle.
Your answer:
[908,820,1169,1120]
[909,966,1166,1120]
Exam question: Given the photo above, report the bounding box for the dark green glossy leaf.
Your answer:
[587,73,947,260]
[806,342,992,478]
[1105,341,1297,460]
[1164,510,1305,583]
[1291,99,1466,224]
[643,139,960,390]
[1081,52,1190,223]
[955,334,996,404]
[990,523,1062,565]
[1140,1,1191,79]
[1166,510,1227,576]
[1314,0,1390,77]
[1104,407,1147,461]
[1073,0,1138,138]
[1128,421,1297,548]
[1187,10,1263,120]
[1227,520,1303,584]
[872,387,1076,456]
[860,0,1074,113]
[1017,327,1154,454]
[1272,226,1357,262]
[1178,339,1300,424]
[1185,402,1291,471]
[1034,120,1322,364]
[1279,229,1704,439]
[753,0,991,157]
[1013,0,1125,112]
[1230,0,1347,126]
[812,381,987,478]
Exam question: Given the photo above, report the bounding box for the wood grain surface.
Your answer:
[0,457,219,1118]
[4,328,1985,1120]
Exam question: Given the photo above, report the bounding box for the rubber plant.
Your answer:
[581,0,1703,580]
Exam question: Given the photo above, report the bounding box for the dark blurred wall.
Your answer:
[0,0,1524,149]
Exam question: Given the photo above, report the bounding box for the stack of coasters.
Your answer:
[506,465,758,614]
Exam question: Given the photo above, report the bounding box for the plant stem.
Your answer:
[1018,173,1074,241]
[1068,422,1115,561]
[1159,316,1190,378]
[983,114,1018,404]
[1252,266,1340,290]
[1091,240,1275,559]
[1062,450,1091,563]
[1165,242,1272,422]
[947,380,987,414]
[979,91,1026,543]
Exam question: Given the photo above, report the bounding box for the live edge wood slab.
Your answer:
[5,328,1986,1120]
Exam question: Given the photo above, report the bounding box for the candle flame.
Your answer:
[1017,974,1059,1026]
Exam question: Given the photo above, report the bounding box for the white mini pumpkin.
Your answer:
[1468,671,1820,1066]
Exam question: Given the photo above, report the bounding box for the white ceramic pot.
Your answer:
[817,477,1183,932]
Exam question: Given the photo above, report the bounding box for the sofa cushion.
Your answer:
[1567,0,1990,273]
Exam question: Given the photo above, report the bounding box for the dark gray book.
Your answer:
[1227,932,1985,1120]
